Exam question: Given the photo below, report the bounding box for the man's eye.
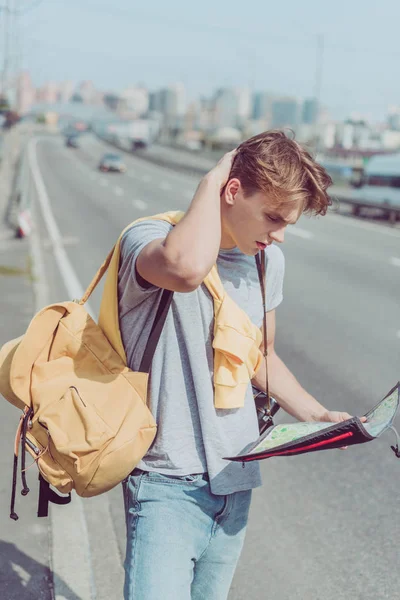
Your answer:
[266,214,279,223]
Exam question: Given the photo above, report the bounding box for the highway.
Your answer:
[31,133,400,599]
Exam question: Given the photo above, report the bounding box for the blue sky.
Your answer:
[16,0,400,121]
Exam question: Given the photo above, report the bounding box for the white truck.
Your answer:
[349,153,400,222]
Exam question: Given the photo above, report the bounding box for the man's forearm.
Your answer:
[252,351,328,422]
[163,174,222,281]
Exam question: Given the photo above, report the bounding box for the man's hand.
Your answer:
[206,149,237,190]
[319,410,367,424]
[319,411,367,450]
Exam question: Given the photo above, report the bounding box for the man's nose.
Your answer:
[270,227,285,244]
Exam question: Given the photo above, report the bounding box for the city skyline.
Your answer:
[14,71,400,129]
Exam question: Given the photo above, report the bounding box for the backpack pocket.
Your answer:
[38,386,115,474]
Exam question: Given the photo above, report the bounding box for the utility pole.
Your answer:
[314,34,324,154]
[1,0,11,95]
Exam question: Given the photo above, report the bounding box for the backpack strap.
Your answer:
[37,474,71,518]
[78,245,116,305]
[139,290,174,373]
[76,239,174,373]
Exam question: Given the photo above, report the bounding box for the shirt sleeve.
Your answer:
[118,219,173,313]
[265,245,285,312]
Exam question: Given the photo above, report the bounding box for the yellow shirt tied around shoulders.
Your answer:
[99,211,264,409]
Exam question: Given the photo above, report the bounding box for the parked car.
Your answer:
[65,135,79,148]
[98,153,126,173]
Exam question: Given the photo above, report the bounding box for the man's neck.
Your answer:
[220,211,236,250]
[220,227,236,250]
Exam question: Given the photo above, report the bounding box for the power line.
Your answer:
[69,0,400,59]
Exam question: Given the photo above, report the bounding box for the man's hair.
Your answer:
[230,130,332,216]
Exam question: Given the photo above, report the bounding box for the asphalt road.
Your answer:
[31,133,400,600]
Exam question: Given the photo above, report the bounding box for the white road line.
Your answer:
[99,178,108,187]
[28,140,95,318]
[141,174,151,182]
[397,331,400,340]
[327,211,400,238]
[390,257,400,267]
[133,199,147,211]
[28,138,96,600]
[115,186,124,197]
[159,181,171,190]
[286,226,314,239]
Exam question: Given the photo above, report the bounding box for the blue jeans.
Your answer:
[122,469,252,600]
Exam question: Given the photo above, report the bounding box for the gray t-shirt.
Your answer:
[118,219,285,495]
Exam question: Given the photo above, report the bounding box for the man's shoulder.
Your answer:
[120,218,173,255]
[122,218,173,240]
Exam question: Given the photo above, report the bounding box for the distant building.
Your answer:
[16,71,35,114]
[236,88,251,126]
[320,123,337,149]
[58,81,74,104]
[252,91,273,121]
[103,93,120,111]
[148,90,162,113]
[76,80,96,104]
[387,106,400,131]
[213,88,239,129]
[120,86,149,117]
[158,83,186,130]
[271,97,299,129]
[301,98,319,125]
[335,120,372,150]
[381,129,400,150]
[36,82,58,104]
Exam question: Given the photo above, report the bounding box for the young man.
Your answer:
[118,131,353,600]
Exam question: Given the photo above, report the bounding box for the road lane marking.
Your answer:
[286,226,313,239]
[126,172,140,180]
[390,257,400,267]
[99,178,108,187]
[115,186,124,196]
[29,140,95,318]
[133,199,147,210]
[159,181,171,190]
[141,174,151,182]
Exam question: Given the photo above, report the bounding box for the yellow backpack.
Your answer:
[0,244,172,520]
[0,212,264,521]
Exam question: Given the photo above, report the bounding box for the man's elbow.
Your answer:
[163,255,207,293]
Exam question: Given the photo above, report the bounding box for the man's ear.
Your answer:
[224,178,241,206]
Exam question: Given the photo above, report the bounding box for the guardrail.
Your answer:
[6,129,39,238]
[332,190,400,224]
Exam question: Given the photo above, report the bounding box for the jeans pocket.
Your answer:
[124,470,146,515]
[145,472,205,485]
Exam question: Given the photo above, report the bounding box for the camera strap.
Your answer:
[255,249,271,415]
